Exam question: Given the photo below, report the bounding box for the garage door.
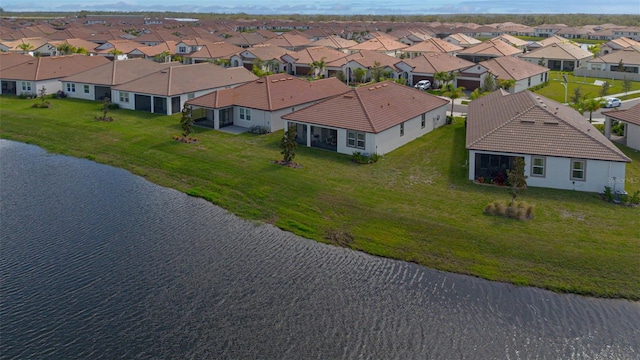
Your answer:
[457,79,480,91]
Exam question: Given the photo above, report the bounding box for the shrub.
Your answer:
[628,191,640,205]
[249,125,270,134]
[603,186,614,202]
[351,151,380,164]
[484,200,534,220]
[108,103,120,110]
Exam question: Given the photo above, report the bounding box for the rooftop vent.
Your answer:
[520,119,535,123]
[543,120,559,125]
[343,94,354,98]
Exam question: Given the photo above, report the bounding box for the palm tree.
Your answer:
[582,98,602,123]
[108,48,124,59]
[444,86,465,124]
[433,71,447,89]
[18,43,33,54]
[497,78,516,92]
[309,57,326,79]
[56,43,76,55]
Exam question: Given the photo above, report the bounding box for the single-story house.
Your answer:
[185,73,350,132]
[0,54,110,96]
[443,33,482,48]
[400,38,463,58]
[280,46,347,77]
[457,39,522,63]
[478,56,549,93]
[519,42,592,71]
[466,90,631,192]
[228,44,290,72]
[326,50,402,85]
[60,58,177,101]
[282,80,449,155]
[576,46,640,81]
[309,35,358,53]
[603,103,640,151]
[347,36,408,57]
[111,62,257,115]
[399,53,476,88]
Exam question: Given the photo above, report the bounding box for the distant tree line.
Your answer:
[2,11,639,27]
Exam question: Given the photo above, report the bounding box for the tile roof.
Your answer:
[602,103,640,126]
[239,44,291,61]
[492,34,529,48]
[331,50,401,69]
[310,35,358,50]
[184,41,243,59]
[589,46,640,65]
[285,46,347,64]
[0,52,34,70]
[348,36,408,52]
[458,39,521,57]
[112,62,258,96]
[445,33,482,47]
[186,73,350,111]
[523,42,593,60]
[0,54,111,81]
[61,58,177,86]
[479,56,548,81]
[261,33,312,48]
[402,38,463,54]
[466,90,630,162]
[282,80,449,133]
[405,53,475,74]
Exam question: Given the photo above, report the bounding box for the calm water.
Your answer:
[1,139,639,359]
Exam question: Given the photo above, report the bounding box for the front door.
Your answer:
[219,108,233,127]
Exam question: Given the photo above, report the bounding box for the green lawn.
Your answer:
[2,96,639,299]
[534,71,640,103]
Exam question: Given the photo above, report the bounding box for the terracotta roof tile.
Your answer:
[186,73,350,111]
[466,90,630,162]
[402,38,463,54]
[283,81,449,133]
[459,39,521,57]
[0,54,110,81]
[112,62,257,96]
[479,56,548,81]
[62,58,177,86]
[405,53,475,73]
[603,103,640,126]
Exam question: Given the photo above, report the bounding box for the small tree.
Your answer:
[38,86,47,105]
[180,104,193,138]
[570,86,582,104]
[617,59,625,72]
[353,68,366,83]
[370,61,383,82]
[582,98,602,123]
[18,43,33,54]
[622,77,632,95]
[481,73,495,93]
[497,78,516,92]
[599,81,610,98]
[444,86,465,124]
[280,125,298,164]
[507,157,527,206]
[100,97,112,120]
[309,57,327,79]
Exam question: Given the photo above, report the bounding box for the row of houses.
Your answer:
[2,16,639,42]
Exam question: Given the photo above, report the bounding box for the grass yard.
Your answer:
[1,96,639,299]
[534,71,640,103]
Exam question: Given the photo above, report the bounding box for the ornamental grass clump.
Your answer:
[484,201,534,220]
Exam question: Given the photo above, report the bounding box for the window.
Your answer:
[84,84,90,94]
[239,108,251,121]
[66,83,76,92]
[400,123,405,136]
[21,82,31,92]
[531,156,545,177]
[571,159,586,181]
[421,114,426,128]
[187,93,195,100]
[347,130,365,149]
[119,91,129,103]
[178,46,187,53]
[528,77,531,86]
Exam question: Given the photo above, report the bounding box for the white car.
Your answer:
[604,97,622,108]
[414,80,431,90]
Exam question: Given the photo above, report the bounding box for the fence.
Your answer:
[573,69,640,82]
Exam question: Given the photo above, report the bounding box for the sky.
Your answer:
[2,0,639,15]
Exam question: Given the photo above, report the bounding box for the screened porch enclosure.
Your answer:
[292,123,338,152]
[474,153,520,183]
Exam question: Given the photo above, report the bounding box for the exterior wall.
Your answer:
[373,107,447,155]
[60,81,96,100]
[626,123,640,151]
[513,72,547,93]
[31,79,62,95]
[468,150,627,192]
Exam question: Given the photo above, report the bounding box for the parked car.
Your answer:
[414,80,431,90]
[604,97,622,108]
